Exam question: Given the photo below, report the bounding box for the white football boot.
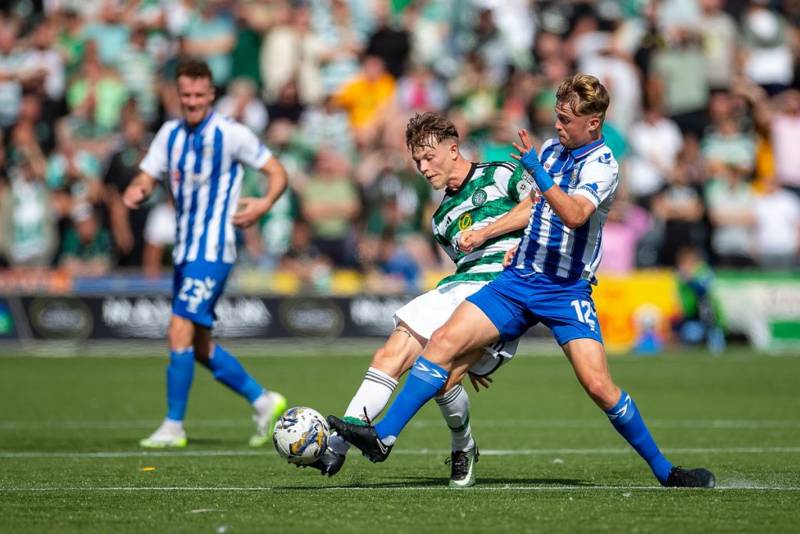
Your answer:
[140,419,187,448]
[249,391,288,447]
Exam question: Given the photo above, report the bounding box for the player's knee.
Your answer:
[370,347,403,378]
[428,326,461,361]
[583,377,617,407]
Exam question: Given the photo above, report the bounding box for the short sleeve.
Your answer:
[505,165,535,203]
[231,122,272,169]
[573,151,619,208]
[139,122,178,180]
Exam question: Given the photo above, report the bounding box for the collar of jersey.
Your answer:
[445,162,477,196]
[568,136,605,160]
[182,111,215,134]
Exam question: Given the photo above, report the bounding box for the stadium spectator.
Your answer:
[0,149,56,269]
[116,25,157,125]
[674,246,726,354]
[142,198,175,279]
[752,179,800,269]
[395,62,448,113]
[365,1,411,80]
[741,0,794,96]
[66,40,129,134]
[215,77,268,135]
[0,23,25,129]
[332,54,396,147]
[600,190,652,274]
[58,202,112,276]
[625,97,684,205]
[182,1,236,87]
[1,0,800,293]
[651,150,707,266]
[698,0,740,92]
[259,2,325,105]
[266,80,306,125]
[299,149,361,267]
[279,218,332,292]
[648,28,710,137]
[704,156,756,267]
[104,115,151,267]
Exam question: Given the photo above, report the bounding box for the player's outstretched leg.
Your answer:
[201,344,286,446]
[606,391,715,488]
[140,348,194,448]
[328,355,450,462]
[565,339,715,488]
[327,415,392,463]
[437,384,478,488]
[312,367,399,475]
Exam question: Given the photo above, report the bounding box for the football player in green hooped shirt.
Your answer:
[303,112,534,488]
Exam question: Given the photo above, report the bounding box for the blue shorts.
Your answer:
[466,268,603,346]
[172,261,233,329]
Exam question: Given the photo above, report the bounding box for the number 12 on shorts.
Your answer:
[570,299,597,332]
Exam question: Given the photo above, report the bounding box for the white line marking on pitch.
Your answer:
[1,447,799,459]
[0,485,798,493]
[1,418,797,431]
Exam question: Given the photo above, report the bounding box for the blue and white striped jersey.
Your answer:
[140,112,273,265]
[513,136,619,283]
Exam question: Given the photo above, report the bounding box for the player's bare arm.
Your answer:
[458,195,534,252]
[511,129,596,229]
[233,156,289,228]
[122,171,157,210]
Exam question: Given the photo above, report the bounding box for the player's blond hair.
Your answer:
[556,74,610,122]
[405,112,459,151]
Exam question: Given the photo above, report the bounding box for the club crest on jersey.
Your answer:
[517,176,534,197]
[471,189,487,207]
[458,212,473,230]
[599,152,612,164]
[570,168,580,187]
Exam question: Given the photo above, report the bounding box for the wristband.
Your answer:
[520,149,555,193]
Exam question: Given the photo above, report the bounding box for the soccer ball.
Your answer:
[273,406,329,465]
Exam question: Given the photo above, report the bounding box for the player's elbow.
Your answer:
[562,213,588,230]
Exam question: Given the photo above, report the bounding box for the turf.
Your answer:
[1,348,799,533]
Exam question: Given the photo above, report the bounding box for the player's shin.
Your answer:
[166,348,195,421]
[605,391,672,484]
[329,367,400,455]
[374,356,449,445]
[436,384,474,451]
[203,344,265,402]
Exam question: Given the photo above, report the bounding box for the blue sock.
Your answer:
[204,344,265,403]
[374,356,448,443]
[606,391,673,484]
[166,348,195,421]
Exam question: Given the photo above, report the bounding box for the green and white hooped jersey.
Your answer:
[433,161,534,287]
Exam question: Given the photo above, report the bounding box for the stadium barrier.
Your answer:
[1,270,798,351]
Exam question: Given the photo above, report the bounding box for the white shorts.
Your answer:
[393,282,519,377]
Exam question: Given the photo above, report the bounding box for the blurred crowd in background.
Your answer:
[0,0,799,296]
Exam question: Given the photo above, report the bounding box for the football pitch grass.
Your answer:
[1,347,799,533]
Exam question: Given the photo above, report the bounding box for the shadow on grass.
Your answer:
[271,477,594,490]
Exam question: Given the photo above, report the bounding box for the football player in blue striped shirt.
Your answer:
[329,74,715,488]
[124,60,288,448]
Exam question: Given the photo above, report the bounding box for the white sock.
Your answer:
[436,384,475,451]
[344,367,399,421]
[161,418,184,433]
[251,392,271,413]
[328,367,399,455]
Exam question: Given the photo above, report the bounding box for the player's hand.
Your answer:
[233,197,270,228]
[122,184,147,210]
[458,229,486,253]
[468,372,493,392]
[510,130,539,172]
[502,245,518,267]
